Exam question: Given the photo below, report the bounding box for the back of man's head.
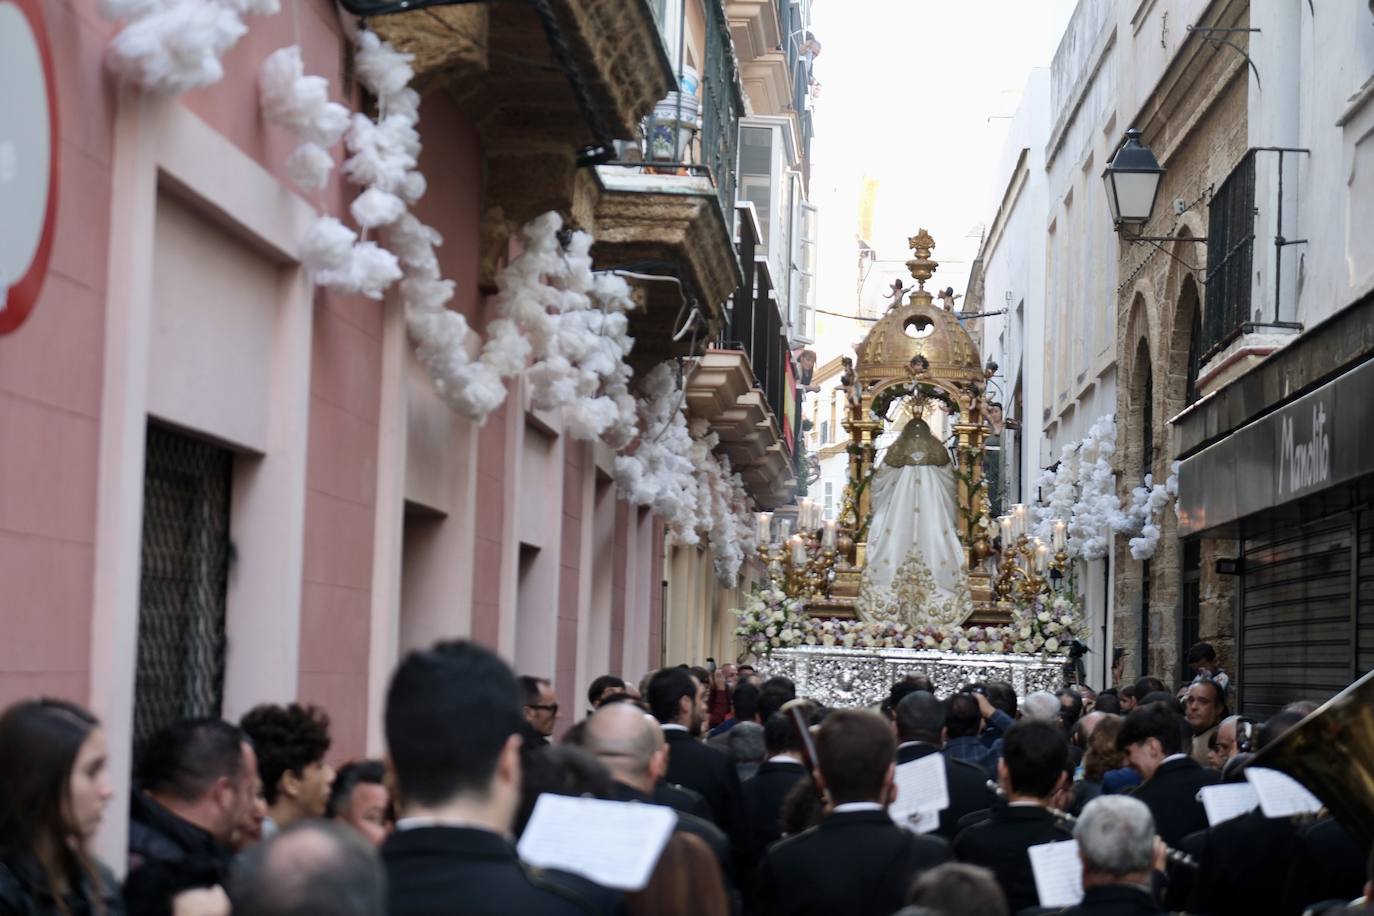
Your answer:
[1074,796,1156,878]
[985,681,1017,718]
[944,694,982,739]
[882,676,934,719]
[1094,692,1122,715]
[907,862,1009,916]
[815,709,894,805]
[229,820,384,916]
[138,718,246,803]
[895,691,945,744]
[1022,691,1060,723]
[583,702,661,784]
[1258,710,1306,750]
[586,674,626,708]
[757,681,795,723]
[763,712,803,757]
[385,640,522,807]
[1116,701,1186,757]
[646,667,697,724]
[1134,676,1166,697]
[239,703,332,805]
[731,682,761,722]
[1002,720,1070,799]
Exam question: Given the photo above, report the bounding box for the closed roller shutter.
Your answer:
[1359,509,1374,676]
[1240,514,1353,716]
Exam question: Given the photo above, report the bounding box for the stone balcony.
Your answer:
[371,0,676,284]
[685,349,797,509]
[591,169,742,374]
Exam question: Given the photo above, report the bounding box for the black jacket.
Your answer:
[610,782,733,880]
[663,729,744,842]
[740,758,808,864]
[1281,816,1368,915]
[754,808,952,916]
[953,803,1073,913]
[652,780,713,822]
[126,790,232,877]
[1178,808,1298,915]
[382,825,614,915]
[1051,884,1170,915]
[1126,757,1218,848]
[0,854,124,916]
[896,741,997,842]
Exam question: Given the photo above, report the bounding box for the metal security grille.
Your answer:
[1240,515,1353,716]
[700,0,742,222]
[1179,538,1201,686]
[132,425,233,754]
[1202,152,1256,360]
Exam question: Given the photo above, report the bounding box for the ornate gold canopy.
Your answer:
[812,229,1004,624]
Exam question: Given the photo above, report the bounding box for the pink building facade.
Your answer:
[2,0,668,864]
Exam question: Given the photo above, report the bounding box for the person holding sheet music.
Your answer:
[754,709,951,916]
[893,690,996,841]
[952,720,1074,912]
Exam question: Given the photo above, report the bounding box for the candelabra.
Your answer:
[992,505,1069,604]
[755,503,839,600]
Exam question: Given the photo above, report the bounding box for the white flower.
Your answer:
[822,634,836,647]
[771,610,785,623]
[940,638,953,650]
[779,628,795,643]
[1033,635,1045,648]
[956,638,971,652]
[842,633,857,647]
[1060,614,1074,626]
[1037,611,1051,623]
[901,636,915,649]
[1046,622,1062,636]
[765,626,777,639]
[1019,627,1032,640]
[924,635,938,648]
[1045,637,1060,653]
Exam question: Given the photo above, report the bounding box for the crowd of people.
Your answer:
[0,639,1369,915]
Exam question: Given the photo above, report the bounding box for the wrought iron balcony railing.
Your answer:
[1201,151,1256,361]
[608,0,743,224]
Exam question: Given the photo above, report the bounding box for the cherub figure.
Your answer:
[883,279,908,309]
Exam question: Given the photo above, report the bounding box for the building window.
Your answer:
[739,127,774,248]
[134,424,233,754]
[1202,152,1256,360]
[819,420,830,445]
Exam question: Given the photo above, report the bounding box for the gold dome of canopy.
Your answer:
[855,230,983,389]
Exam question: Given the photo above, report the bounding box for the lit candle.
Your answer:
[778,519,792,541]
[1052,519,1068,552]
[1011,504,1027,539]
[999,515,1013,545]
[822,519,837,549]
[756,512,773,546]
[1033,538,1049,573]
[791,535,807,567]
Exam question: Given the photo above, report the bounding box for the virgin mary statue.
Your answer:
[858,414,972,628]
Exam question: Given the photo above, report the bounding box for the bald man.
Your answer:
[582,703,733,885]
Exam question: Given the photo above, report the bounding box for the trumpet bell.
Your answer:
[1248,667,1374,849]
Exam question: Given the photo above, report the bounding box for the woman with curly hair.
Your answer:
[0,698,122,914]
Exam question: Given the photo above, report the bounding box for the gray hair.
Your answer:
[229,820,385,916]
[1022,691,1061,722]
[1074,796,1156,876]
[725,721,766,764]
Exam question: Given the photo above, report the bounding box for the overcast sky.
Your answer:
[808,0,1079,342]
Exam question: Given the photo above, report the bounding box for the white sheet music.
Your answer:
[1028,838,1084,907]
[889,753,950,831]
[517,795,676,891]
[1245,766,1324,818]
[1199,782,1260,826]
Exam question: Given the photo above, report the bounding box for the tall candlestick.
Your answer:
[1011,504,1027,539]
[822,519,837,549]
[1033,538,1049,573]
[756,512,773,546]
[1052,519,1068,552]
[778,519,792,542]
[790,535,807,567]
[999,515,1013,545]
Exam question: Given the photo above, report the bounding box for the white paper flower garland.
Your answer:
[1029,415,1180,562]
[100,0,279,94]
[614,364,757,586]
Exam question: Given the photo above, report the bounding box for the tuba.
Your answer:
[1246,667,1374,849]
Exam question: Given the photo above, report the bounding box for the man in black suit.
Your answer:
[741,713,809,865]
[580,701,733,882]
[1054,795,1170,915]
[894,690,996,842]
[380,641,610,915]
[1116,701,1218,848]
[647,666,744,844]
[754,709,952,916]
[953,720,1074,912]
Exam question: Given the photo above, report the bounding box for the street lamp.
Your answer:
[1102,129,1165,227]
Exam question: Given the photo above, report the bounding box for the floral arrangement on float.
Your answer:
[733,586,1086,661]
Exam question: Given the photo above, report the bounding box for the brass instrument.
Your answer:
[1246,667,1374,850]
[983,779,1201,870]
